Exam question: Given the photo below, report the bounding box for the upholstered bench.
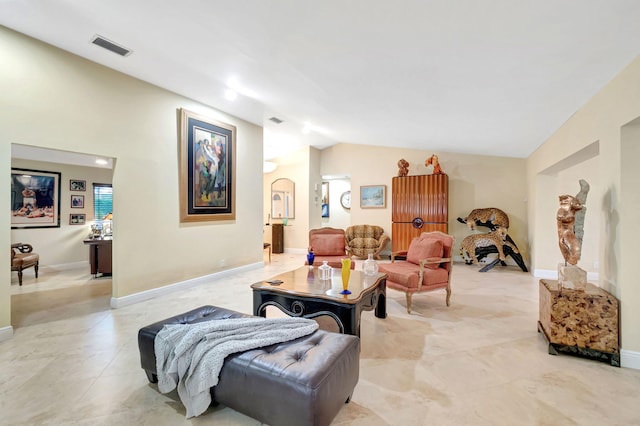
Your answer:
[138,305,360,426]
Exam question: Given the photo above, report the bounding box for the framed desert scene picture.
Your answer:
[11,168,61,229]
[179,108,236,222]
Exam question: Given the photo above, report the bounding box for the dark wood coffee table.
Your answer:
[251,266,387,337]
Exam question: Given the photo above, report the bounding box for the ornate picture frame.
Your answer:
[10,168,61,229]
[179,108,236,222]
[360,185,386,209]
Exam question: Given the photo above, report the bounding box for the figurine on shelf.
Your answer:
[397,159,409,177]
[424,154,444,175]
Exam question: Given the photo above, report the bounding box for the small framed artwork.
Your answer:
[69,213,86,225]
[71,195,84,208]
[360,185,386,209]
[321,181,329,218]
[69,179,86,191]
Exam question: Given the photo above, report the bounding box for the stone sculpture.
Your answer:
[573,179,590,259]
[556,194,583,266]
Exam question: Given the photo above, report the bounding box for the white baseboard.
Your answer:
[285,248,307,254]
[0,326,14,343]
[40,261,89,272]
[621,349,640,370]
[110,262,264,309]
[534,269,599,282]
[534,269,557,279]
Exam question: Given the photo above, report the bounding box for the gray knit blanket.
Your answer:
[155,316,319,418]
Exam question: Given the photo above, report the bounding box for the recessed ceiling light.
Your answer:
[95,159,108,165]
[227,77,257,98]
[225,89,238,100]
[302,124,311,134]
[263,161,277,173]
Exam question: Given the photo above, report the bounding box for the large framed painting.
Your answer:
[179,108,236,222]
[11,168,61,228]
[360,184,386,209]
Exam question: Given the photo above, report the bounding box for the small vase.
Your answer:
[319,261,332,281]
[306,251,315,268]
[363,253,379,276]
[340,258,352,294]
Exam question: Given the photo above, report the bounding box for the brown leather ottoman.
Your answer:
[138,305,360,426]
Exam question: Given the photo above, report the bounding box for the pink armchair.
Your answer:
[378,231,454,313]
[306,227,354,269]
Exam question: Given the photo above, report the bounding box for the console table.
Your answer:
[538,279,619,366]
[83,238,112,277]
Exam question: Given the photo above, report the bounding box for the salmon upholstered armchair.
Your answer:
[306,227,354,269]
[345,224,390,259]
[378,231,454,313]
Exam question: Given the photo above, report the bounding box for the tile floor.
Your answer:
[3,254,640,425]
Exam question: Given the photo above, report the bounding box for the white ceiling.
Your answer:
[2,0,640,161]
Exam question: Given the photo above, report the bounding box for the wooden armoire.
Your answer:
[391,174,449,252]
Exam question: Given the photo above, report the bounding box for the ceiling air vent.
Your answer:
[269,117,283,124]
[91,35,132,57]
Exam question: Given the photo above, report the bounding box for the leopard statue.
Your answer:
[459,228,519,264]
[463,207,510,234]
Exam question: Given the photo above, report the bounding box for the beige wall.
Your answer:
[527,55,640,354]
[322,178,351,231]
[11,158,113,267]
[320,144,529,261]
[1,27,264,333]
[0,143,10,330]
[263,143,529,259]
[263,147,311,251]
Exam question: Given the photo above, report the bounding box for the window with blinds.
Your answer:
[93,183,113,222]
